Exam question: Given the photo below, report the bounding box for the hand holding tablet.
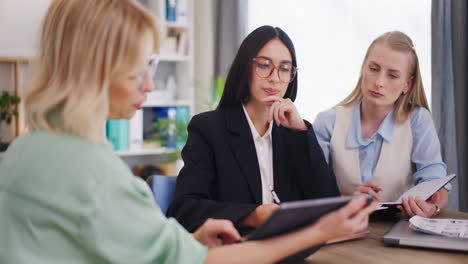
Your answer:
[246,195,376,262]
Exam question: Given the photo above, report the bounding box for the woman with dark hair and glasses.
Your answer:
[167,26,340,234]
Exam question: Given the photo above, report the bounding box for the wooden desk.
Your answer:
[305,210,468,264]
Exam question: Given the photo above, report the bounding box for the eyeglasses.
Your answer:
[134,53,160,91]
[252,56,297,83]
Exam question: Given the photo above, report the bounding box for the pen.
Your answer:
[271,189,281,204]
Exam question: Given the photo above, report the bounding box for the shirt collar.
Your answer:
[242,104,273,141]
[346,101,395,148]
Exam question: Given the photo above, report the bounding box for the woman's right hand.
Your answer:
[203,198,376,264]
[312,196,378,242]
[353,183,383,201]
[240,203,279,227]
[193,218,241,248]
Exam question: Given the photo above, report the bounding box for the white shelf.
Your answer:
[159,54,190,62]
[143,99,192,107]
[165,21,191,29]
[117,147,176,157]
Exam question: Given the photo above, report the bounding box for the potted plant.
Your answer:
[147,116,188,175]
[0,91,21,151]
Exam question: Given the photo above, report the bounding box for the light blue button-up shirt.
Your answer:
[313,102,451,190]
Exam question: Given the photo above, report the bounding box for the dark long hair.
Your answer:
[217,25,298,109]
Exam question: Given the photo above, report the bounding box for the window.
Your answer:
[248,0,431,121]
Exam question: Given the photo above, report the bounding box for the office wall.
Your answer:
[0,0,51,57]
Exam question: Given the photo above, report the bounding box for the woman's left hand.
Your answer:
[397,192,440,218]
[262,96,307,131]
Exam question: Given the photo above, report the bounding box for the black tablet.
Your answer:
[246,195,373,263]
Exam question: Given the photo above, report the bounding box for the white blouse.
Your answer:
[242,105,277,204]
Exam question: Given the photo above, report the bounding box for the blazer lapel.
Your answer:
[225,105,263,204]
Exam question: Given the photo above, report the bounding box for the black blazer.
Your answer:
[167,105,339,233]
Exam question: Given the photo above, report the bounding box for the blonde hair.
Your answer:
[25,0,161,142]
[338,31,429,124]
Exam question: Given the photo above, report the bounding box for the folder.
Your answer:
[379,174,456,208]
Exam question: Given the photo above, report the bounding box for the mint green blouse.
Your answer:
[0,130,207,264]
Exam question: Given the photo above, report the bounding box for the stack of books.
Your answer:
[165,0,188,23]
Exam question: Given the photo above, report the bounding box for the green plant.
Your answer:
[147,117,188,163]
[194,76,225,110]
[211,76,224,109]
[0,91,21,142]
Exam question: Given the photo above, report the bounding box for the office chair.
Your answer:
[149,175,177,215]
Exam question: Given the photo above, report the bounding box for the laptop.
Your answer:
[383,219,468,252]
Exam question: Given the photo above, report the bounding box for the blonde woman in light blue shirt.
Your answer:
[314,31,450,218]
[0,0,377,263]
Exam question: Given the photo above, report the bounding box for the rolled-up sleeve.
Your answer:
[411,107,451,191]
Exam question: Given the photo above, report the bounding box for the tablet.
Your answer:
[247,195,372,240]
[246,195,373,262]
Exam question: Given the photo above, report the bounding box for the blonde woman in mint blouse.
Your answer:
[314,31,450,218]
[0,1,377,263]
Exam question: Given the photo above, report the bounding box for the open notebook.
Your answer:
[378,174,456,210]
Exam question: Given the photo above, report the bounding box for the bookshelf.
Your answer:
[109,0,194,159]
[0,1,194,171]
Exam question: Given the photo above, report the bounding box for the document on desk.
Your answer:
[409,215,468,239]
[377,174,456,210]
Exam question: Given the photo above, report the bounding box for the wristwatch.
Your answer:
[433,203,441,216]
